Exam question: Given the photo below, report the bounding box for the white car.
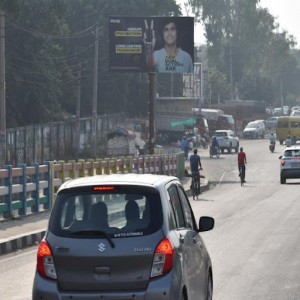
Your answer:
[290,110,300,117]
[279,145,300,184]
[214,130,239,153]
[243,120,265,139]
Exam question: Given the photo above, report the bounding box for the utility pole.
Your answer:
[280,76,284,107]
[75,60,81,160]
[0,10,6,167]
[148,73,155,155]
[91,24,99,159]
[229,42,233,100]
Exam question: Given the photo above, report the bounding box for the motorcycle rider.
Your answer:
[211,136,219,154]
[269,132,276,150]
[238,146,247,183]
[286,135,292,147]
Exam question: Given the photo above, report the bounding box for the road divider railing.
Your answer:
[0,153,183,221]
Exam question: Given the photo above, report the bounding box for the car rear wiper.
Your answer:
[70,229,115,248]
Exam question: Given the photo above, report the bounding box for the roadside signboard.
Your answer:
[109,16,194,73]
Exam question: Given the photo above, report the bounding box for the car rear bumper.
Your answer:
[243,131,256,138]
[32,270,182,300]
[281,169,300,179]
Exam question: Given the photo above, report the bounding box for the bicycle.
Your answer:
[239,164,245,186]
[185,168,205,199]
[191,174,199,200]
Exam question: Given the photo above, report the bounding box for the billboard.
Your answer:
[109,16,194,73]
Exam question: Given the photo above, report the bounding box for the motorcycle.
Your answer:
[200,133,210,149]
[209,145,220,158]
[269,142,275,153]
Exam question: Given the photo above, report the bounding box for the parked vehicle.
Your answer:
[243,120,265,139]
[282,106,289,116]
[276,116,300,144]
[279,145,300,184]
[265,116,279,130]
[155,97,195,143]
[214,129,239,153]
[290,110,300,117]
[32,174,214,300]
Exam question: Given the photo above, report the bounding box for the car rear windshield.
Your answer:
[49,185,163,238]
[246,123,257,128]
[215,131,227,137]
[284,149,300,157]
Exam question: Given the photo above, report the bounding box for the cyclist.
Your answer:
[238,146,247,183]
[190,148,203,197]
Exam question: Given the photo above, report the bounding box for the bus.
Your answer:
[276,116,300,144]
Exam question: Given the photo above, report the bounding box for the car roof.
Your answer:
[58,173,178,190]
[284,145,300,150]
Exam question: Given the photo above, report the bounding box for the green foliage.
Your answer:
[4,0,181,128]
[204,67,230,104]
[189,0,300,106]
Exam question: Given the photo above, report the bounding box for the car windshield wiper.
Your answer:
[70,229,115,248]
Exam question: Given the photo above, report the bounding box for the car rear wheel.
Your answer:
[280,175,286,184]
[228,144,232,153]
[235,143,239,153]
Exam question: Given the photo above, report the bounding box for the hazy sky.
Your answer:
[177,0,300,48]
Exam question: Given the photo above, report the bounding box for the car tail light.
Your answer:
[37,240,57,280]
[150,237,174,278]
[281,160,285,166]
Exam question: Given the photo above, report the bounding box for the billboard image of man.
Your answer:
[144,18,193,73]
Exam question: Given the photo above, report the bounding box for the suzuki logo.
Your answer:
[98,242,106,252]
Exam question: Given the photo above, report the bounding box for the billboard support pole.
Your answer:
[148,72,155,155]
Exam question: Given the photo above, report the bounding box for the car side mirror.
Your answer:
[198,216,214,232]
[279,156,282,159]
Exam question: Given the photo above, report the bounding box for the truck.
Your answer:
[210,100,266,135]
[200,108,235,136]
[155,97,208,144]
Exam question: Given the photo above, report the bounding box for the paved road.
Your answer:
[190,138,300,299]
[2,138,300,300]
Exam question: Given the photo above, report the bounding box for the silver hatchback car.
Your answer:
[279,145,300,184]
[32,174,214,300]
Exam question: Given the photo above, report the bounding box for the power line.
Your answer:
[6,15,98,40]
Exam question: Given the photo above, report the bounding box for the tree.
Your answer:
[188,0,300,105]
[3,0,182,127]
